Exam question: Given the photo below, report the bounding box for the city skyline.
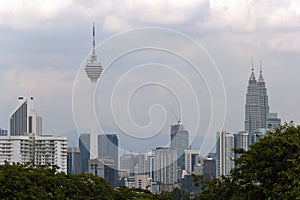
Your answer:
[0,1,299,154]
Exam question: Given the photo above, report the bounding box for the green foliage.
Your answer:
[0,162,114,199]
[0,162,173,199]
[195,122,300,200]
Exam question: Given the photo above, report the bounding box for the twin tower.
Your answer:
[244,60,269,137]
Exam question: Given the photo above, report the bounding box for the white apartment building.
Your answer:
[0,134,67,172]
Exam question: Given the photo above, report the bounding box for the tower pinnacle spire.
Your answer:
[260,59,262,74]
[250,57,256,80]
[258,59,264,82]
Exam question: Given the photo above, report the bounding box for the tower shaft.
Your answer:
[90,81,98,159]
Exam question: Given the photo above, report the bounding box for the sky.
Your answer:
[0,0,299,155]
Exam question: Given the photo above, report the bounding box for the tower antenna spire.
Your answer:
[92,22,96,54]
[251,57,254,71]
[260,59,262,74]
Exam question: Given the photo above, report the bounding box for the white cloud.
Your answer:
[267,32,300,52]
[0,0,73,29]
[103,15,130,32]
[0,67,73,100]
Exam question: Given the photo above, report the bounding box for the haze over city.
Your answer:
[0,0,299,154]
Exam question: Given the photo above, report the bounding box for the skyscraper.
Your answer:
[216,131,234,177]
[120,154,136,176]
[154,147,177,185]
[245,60,269,136]
[98,134,119,171]
[203,157,216,179]
[10,96,42,136]
[266,113,281,130]
[257,61,269,129]
[79,133,90,173]
[84,23,103,160]
[170,122,189,170]
[79,133,119,173]
[184,149,200,174]
[67,147,82,174]
[233,131,249,160]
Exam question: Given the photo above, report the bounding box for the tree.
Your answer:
[0,162,115,199]
[196,123,300,199]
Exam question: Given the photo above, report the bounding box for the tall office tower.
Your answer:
[154,147,177,185]
[79,133,90,172]
[147,149,156,182]
[170,122,189,170]
[10,96,42,136]
[120,154,136,176]
[245,61,269,136]
[136,152,147,175]
[79,133,119,173]
[203,157,216,179]
[245,66,260,136]
[84,23,103,159]
[233,131,249,160]
[266,113,281,130]
[88,157,116,186]
[98,134,118,171]
[257,61,269,129]
[184,149,200,174]
[216,131,234,177]
[67,147,82,174]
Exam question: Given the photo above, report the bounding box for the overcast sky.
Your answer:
[0,0,299,154]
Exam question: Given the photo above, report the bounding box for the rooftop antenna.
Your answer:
[251,57,254,71]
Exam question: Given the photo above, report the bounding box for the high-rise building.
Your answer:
[216,131,234,177]
[10,96,42,136]
[170,122,189,170]
[67,147,82,174]
[154,147,177,185]
[147,149,156,182]
[233,131,249,160]
[203,157,216,179]
[120,154,136,176]
[79,133,90,173]
[257,62,269,129]
[88,157,116,186]
[245,61,269,136]
[184,149,200,174]
[79,133,119,173]
[136,152,147,175]
[98,134,119,171]
[0,134,67,172]
[266,113,281,130]
[84,23,103,160]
